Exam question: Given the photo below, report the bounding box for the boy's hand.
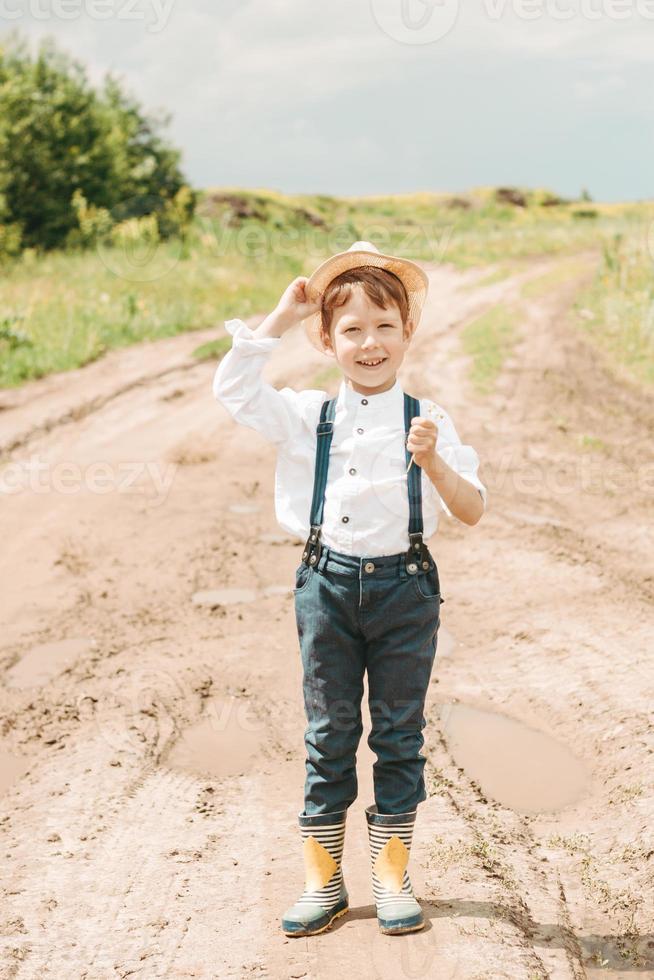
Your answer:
[406,417,439,470]
[253,277,321,339]
[274,276,321,328]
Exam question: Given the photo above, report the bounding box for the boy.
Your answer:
[212,241,487,938]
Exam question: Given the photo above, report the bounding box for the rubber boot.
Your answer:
[365,804,425,935]
[281,808,349,937]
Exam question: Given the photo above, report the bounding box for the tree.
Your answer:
[0,30,194,251]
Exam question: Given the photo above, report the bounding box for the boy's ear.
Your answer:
[404,316,417,342]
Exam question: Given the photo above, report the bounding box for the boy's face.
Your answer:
[321,284,416,395]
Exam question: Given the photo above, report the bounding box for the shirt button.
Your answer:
[342,515,349,523]
[349,467,356,475]
[361,398,368,405]
[357,427,364,434]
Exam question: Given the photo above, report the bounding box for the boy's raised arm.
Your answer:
[211,277,322,448]
[250,308,294,340]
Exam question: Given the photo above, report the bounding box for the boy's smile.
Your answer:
[321,285,416,396]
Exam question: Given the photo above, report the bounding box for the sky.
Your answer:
[3,0,653,202]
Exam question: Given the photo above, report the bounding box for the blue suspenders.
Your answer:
[301,392,434,574]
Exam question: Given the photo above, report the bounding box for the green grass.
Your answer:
[520,257,596,299]
[578,434,609,454]
[1,185,653,390]
[0,241,303,386]
[461,265,516,290]
[572,229,654,389]
[191,336,233,362]
[460,303,518,394]
[310,364,342,389]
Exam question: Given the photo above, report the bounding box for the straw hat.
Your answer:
[301,240,429,354]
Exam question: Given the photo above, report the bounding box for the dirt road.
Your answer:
[0,253,652,979]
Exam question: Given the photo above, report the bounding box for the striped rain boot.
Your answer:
[365,805,425,935]
[281,808,349,937]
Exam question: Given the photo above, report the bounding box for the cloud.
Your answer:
[1,0,652,199]
[573,73,627,100]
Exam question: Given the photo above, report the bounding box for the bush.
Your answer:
[68,189,113,247]
[0,220,22,260]
[0,30,194,254]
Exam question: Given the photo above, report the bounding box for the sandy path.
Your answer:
[0,253,652,979]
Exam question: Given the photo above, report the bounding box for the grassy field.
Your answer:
[0,186,652,389]
[460,304,519,395]
[572,229,654,388]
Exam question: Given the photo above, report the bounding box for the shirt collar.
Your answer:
[337,376,404,413]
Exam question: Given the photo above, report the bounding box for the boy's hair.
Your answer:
[319,266,410,348]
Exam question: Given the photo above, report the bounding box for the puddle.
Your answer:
[192,588,259,607]
[260,584,293,597]
[5,637,94,689]
[192,583,294,605]
[0,747,31,796]
[507,509,563,528]
[436,625,456,658]
[440,702,591,813]
[582,935,654,974]
[228,502,260,514]
[162,696,262,778]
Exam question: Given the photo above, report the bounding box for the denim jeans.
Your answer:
[293,544,441,816]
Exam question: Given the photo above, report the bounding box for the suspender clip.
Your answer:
[301,523,323,567]
[405,531,432,573]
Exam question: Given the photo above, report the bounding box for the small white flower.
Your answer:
[407,404,443,471]
[426,403,444,422]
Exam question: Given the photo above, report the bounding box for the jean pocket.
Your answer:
[293,561,314,595]
[413,565,441,601]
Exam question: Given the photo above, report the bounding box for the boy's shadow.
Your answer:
[334,899,654,970]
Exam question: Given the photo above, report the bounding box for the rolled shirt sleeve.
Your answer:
[212,318,306,448]
[426,400,488,517]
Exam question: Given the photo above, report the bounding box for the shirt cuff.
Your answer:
[224,317,281,354]
[468,479,488,511]
[435,445,488,517]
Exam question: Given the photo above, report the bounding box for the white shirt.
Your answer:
[212,318,487,558]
